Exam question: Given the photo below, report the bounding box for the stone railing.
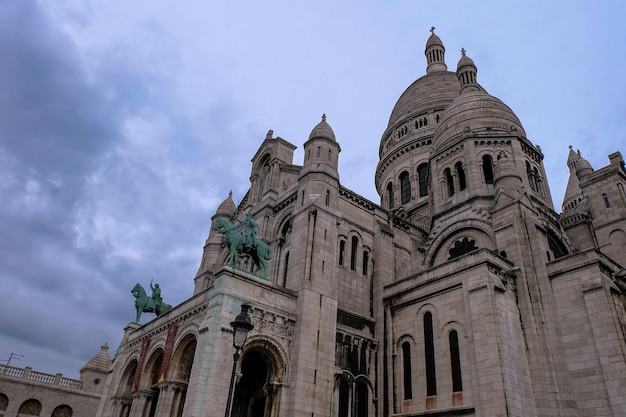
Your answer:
[0,364,83,390]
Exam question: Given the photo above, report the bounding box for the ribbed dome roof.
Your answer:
[215,191,236,218]
[426,33,444,48]
[457,53,476,70]
[308,114,336,142]
[387,71,460,128]
[433,90,525,151]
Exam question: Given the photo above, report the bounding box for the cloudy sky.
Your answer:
[1,1,625,377]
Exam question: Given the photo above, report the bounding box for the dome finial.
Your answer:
[461,47,466,56]
[430,26,436,35]
[322,113,327,122]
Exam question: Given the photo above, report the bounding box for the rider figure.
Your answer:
[150,282,162,311]
[239,213,258,249]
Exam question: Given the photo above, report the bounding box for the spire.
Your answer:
[425,27,447,73]
[562,146,593,212]
[456,48,479,93]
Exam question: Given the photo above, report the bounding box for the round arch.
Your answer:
[425,221,494,267]
[231,335,289,417]
[51,404,73,417]
[169,333,197,383]
[116,358,138,397]
[18,399,42,416]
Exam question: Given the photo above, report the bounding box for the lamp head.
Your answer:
[231,303,254,349]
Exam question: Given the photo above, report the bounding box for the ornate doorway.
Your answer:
[231,349,274,417]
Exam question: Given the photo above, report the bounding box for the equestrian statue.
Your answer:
[211,213,273,278]
[131,280,173,323]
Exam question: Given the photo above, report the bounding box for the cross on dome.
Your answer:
[461,48,466,56]
[430,26,436,35]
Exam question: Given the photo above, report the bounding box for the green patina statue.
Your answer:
[131,281,172,323]
[211,214,273,278]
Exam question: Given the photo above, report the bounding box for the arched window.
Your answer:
[356,383,368,417]
[387,182,395,209]
[603,193,611,208]
[526,161,536,191]
[400,171,411,204]
[362,251,369,276]
[18,399,42,416]
[339,241,346,266]
[482,155,494,184]
[51,404,73,417]
[445,168,454,197]
[455,162,467,191]
[281,252,289,286]
[418,163,429,197]
[0,394,8,414]
[449,331,462,392]
[533,167,543,196]
[338,378,350,417]
[317,146,321,157]
[424,312,437,396]
[350,236,358,271]
[402,342,413,400]
[326,190,330,206]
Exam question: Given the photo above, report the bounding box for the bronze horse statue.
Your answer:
[131,283,172,323]
[211,216,273,278]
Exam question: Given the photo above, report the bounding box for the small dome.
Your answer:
[433,90,526,151]
[457,52,476,70]
[426,33,444,49]
[215,191,236,218]
[308,114,336,142]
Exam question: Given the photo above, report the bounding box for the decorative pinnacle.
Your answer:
[430,26,436,35]
[322,113,327,122]
[461,47,466,56]
[228,190,233,197]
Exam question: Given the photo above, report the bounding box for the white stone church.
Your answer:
[95,30,626,417]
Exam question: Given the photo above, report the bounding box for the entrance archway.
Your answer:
[231,349,274,417]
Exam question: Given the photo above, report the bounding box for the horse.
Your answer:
[211,216,273,278]
[131,283,172,323]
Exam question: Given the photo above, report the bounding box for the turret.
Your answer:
[456,48,479,93]
[194,192,237,294]
[79,343,111,395]
[425,27,447,73]
[493,150,523,193]
[300,114,341,180]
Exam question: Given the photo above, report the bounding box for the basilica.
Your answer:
[96,31,626,417]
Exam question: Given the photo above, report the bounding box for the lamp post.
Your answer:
[224,303,254,417]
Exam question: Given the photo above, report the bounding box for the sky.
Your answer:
[1,0,625,378]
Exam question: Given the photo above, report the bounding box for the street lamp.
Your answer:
[224,303,254,417]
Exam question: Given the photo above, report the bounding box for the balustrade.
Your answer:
[0,364,83,389]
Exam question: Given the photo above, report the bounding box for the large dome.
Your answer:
[433,89,526,152]
[387,71,460,128]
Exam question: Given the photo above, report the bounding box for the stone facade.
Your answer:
[96,31,626,417]
[0,344,110,417]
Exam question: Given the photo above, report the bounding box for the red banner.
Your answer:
[158,322,178,384]
[131,337,151,393]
